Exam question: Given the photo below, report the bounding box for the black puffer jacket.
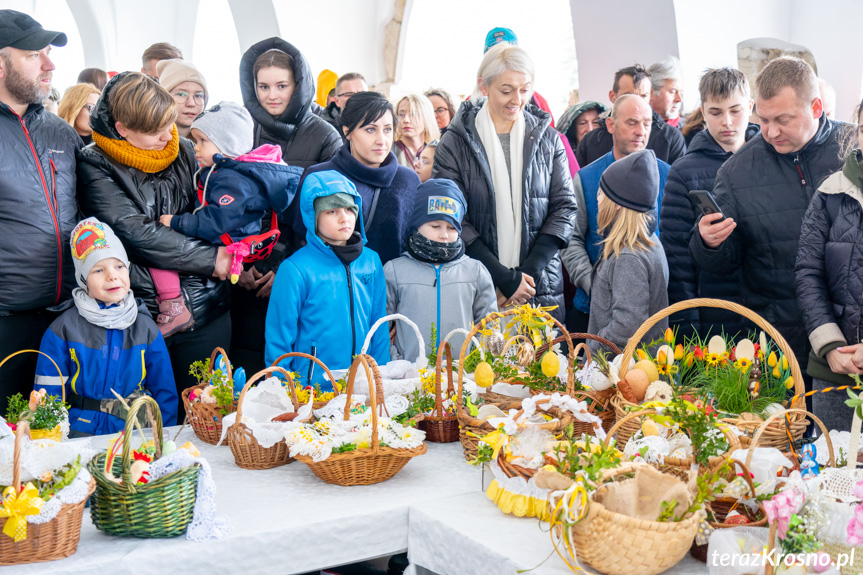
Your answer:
[660,125,759,336]
[432,99,577,321]
[0,102,81,314]
[576,110,686,167]
[240,37,341,169]
[796,155,863,384]
[690,115,846,364]
[76,72,229,329]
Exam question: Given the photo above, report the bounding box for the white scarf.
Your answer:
[72,287,139,330]
[475,100,525,268]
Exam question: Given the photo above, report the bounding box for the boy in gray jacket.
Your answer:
[385,179,497,361]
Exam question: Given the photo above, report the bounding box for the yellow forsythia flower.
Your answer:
[767,352,777,368]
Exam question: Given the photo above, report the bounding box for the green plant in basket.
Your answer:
[661,401,729,467]
[547,424,622,488]
[188,357,235,416]
[5,390,68,431]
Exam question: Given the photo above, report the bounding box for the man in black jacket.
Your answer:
[691,56,846,376]
[0,11,81,406]
[661,67,757,338]
[576,63,686,167]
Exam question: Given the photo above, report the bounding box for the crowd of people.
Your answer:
[2,9,862,445]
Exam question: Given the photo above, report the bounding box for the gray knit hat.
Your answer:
[313,192,359,232]
[70,217,129,289]
[599,149,660,213]
[191,101,254,158]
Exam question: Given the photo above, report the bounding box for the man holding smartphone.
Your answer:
[660,68,758,337]
[690,57,845,375]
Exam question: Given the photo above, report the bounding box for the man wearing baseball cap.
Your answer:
[0,10,82,408]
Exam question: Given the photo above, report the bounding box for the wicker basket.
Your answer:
[0,421,95,565]
[181,347,237,445]
[292,354,427,486]
[226,365,309,470]
[569,462,702,575]
[613,298,807,449]
[417,341,459,443]
[2,349,67,441]
[269,351,344,411]
[88,396,200,538]
[606,407,741,476]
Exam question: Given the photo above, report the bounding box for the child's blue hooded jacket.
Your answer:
[264,170,389,389]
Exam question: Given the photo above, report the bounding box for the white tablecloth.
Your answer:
[405,492,709,575]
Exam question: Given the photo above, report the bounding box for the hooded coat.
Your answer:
[690,115,847,365]
[240,38,342,169]
[660,125,759,336]
[77,72,229,329]
[557,101,608,152]
[432,99,577,321]
[264,171,389,389]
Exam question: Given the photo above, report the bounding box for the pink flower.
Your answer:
[849,501,863,545]
[764,487,805,540]
[853,479,863,500]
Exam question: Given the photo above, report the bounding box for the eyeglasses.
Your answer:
[171,91,206,105]
[337,92,356,99]
[83,104,94,113]
[414,158,430,168]
[433,107,449,117]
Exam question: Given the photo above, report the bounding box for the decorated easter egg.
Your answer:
[634,360,659,382]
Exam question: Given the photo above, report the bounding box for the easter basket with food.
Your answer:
[181,347,239,445]
[3,350,69,442]
[0,421,95,565]
[88,396,223,539]
[612,298,807,450]
[286,354,427,486]
[469,394,609,519]
[221,365,317,470]
[269,352,341,410]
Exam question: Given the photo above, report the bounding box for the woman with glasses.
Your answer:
[432,43,576,322]
[58,83,101,145]
[393,94,440,169]
[155,59,208,139]
[425,88,458,134]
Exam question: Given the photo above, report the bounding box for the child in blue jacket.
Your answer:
[155,101,302,337]
[264,170,390,390]
[35,218,177,436]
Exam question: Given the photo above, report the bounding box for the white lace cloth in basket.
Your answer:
[0,431,96,485]
[27,467,92,525]
[313,393,410,420]
[327,359,423,397]
[148,448,229,541]
[814,430,863,465]
[216,377,312,448]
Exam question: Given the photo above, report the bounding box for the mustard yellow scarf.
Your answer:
[93,125,180,173]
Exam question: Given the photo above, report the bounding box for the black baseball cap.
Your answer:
[0,10,67,51]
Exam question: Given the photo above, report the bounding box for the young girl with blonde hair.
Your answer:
[587,149,669,352]
[393,93,440,168]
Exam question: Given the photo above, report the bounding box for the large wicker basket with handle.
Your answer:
[0,421,96,565]
[225,365,311,470]
[181,347,237,445]
[88,396,200,538]
[269,351,342,409]
[612,298,807,450]
[3,349,67,441]
[418,340,459,443]
[292,354,427,486]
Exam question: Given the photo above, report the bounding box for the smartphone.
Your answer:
[688,189,725,222]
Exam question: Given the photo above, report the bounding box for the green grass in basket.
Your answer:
[690,363,787,416]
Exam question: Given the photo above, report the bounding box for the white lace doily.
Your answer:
[313,393,410,420]
[285,413,425,462]
[814,430,863,465]
[28,467,92,524]
[148,448,229,541]
[0,434,96,485]
[217,377,312,448]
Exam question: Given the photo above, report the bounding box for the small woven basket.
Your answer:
[2,350,67,441]
[226,365,310,470]
[613,298,807,450]
[88,396,200,538]
[417,341,459,443]
[181,347,237,445]
[570,462,701,575]
[269,351,344,410]
[455,309,579,461]
[0,421,95,566]
[293,354,427,486]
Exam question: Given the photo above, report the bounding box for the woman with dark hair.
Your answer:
[76,72,232,418]
[77,67,108,91]
[298,91,421,265]
[425,88,457,133]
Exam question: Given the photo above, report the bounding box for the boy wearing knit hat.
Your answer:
[33,218,177,436]
[154,101,303,337]
[265,170,390,389]
[587,149,669,353]
[384,179,497,361]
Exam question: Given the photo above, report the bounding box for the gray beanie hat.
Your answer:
[313,192,359,232]
[70,217,129,290]
[191,101,254,158]
[599,149,660,213]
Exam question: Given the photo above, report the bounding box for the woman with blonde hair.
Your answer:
[432,43,576,321]
[77,72,233,418]
[587,149,668,352]
[393,93,439,168]
[58,83,101,145]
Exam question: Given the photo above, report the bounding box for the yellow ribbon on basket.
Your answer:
[547,481,590,573]
[0,483,44,542]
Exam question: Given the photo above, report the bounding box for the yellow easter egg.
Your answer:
[541,351,560,377]
[474,361,495,388]
[634,359,660,382]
